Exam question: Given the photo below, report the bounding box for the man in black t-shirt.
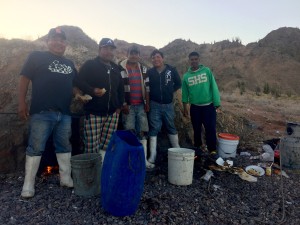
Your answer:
[18,27,76,198]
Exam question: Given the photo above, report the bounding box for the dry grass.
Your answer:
[221,91,300,122]
[175,90,300,151]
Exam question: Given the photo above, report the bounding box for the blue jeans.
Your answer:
[148,101,177,136]
[122,104,149,139]
[26,111,72,156]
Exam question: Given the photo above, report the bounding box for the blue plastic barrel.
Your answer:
[101,130,146,217]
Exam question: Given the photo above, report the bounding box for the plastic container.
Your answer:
[101,130,146,217]
[202,170,214,181]
[280,136,300,170]
[71,153,102,197]
[217,133,239,158]
[265,166,272,176]
[168,148,195,185]
[286,122,300,137]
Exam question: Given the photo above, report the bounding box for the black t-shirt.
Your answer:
[20,51,76,115]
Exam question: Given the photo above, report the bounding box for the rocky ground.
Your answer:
[1,94,299,225]
[0,148,299,225]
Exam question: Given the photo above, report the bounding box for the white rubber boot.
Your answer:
[140,139,154,169]
[168,134,180,148]
[148,136,157,165]
[56,153,73,188]
[21,155,42,198]
[100,150,106,166]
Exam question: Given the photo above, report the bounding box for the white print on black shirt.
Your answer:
[142,66,147,74]
[188,73,207,86]
[165,70,172,85]
[48,60,73,74]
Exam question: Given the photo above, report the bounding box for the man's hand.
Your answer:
[94,88,106,97]
[18,101,29,121]
[144,103,150,113]
[183,108,189,117]
[183,103,189,117]
[75,94,92,103]
[122,104,129,114]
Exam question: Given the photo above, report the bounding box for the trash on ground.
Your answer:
[260,144,275,161]
[238,171,258,182]
[250,155,260,160]
[216,157,233,167]
[250,144,276,161]
[202,170,214,181]
[240,151,251,156]
[257,162,268,168]
[273,169,290,178]
[265,166,272,176]
[245,165,265,176]
[280,170,289,178]
[212,184,221,190]
[209,162,258,182]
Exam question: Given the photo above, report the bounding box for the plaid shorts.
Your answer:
[84,112,119,153]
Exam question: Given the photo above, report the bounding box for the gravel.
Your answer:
[0,149,299,225]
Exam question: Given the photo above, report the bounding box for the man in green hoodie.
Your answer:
[182,51,220,159]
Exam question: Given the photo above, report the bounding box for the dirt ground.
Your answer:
[220,93,300,141]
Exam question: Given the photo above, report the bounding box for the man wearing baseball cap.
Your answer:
[99,38,116,48]
[74,38,124,160]
[48,27,67,40]
[18,27,76,198]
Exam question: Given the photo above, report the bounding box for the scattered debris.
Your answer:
[216,157,233,167]
[208,157,258,182]
[273,169,290,178]
[238,171,258,182]
[245,165,265,176]
[240,152,251,156]
[212,184,221,191]
[201,170,214,181]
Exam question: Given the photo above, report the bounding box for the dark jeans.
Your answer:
[190,104,217,151]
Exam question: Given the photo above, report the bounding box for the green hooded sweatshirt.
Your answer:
[182,65,220,107]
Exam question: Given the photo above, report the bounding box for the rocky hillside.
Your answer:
[161,27,300,96]
[1,26,299,99]
[0,25,299,173]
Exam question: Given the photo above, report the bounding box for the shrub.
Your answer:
[263,83,270,94]
[237,81,245,95]
[255,86,261,96]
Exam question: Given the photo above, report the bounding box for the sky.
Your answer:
[0,0,299,48]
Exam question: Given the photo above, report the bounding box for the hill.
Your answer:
[0,25,300,173]
[161,27,300,96]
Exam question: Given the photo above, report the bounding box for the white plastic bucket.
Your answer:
[217,133,239,158]
[168,148,195,185]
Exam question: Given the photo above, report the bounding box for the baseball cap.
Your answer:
[47,27,66,40]
[128,45,140,55]
[99,38,116,48]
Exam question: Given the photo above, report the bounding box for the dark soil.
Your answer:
[0,149,299,225]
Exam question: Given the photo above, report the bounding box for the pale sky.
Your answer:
[0,0,299,48]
